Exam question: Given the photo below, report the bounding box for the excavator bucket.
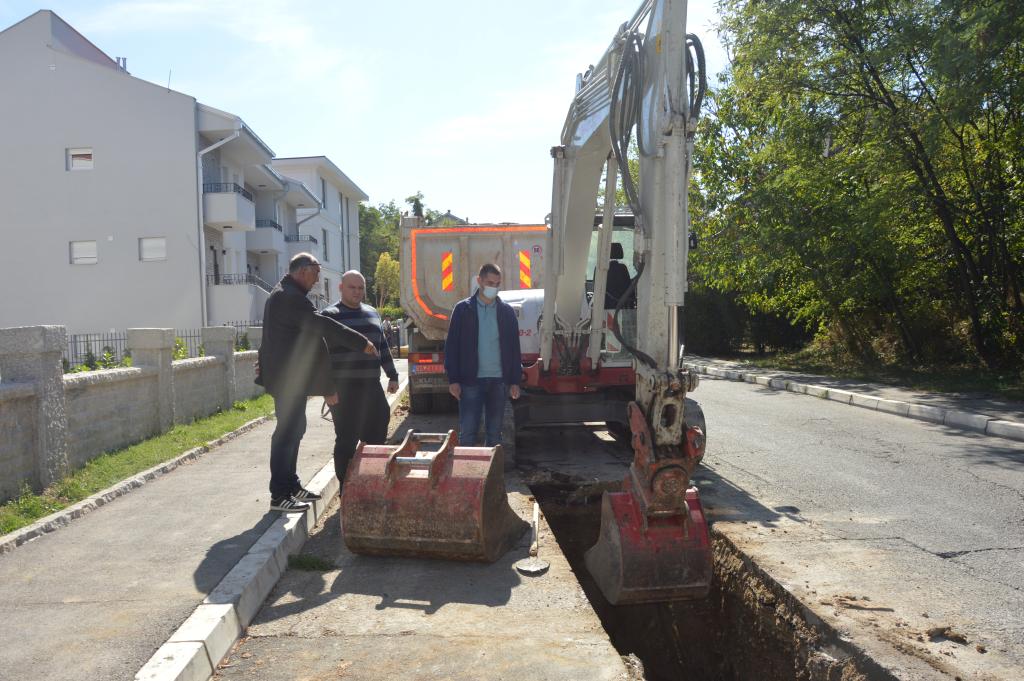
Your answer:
[584,486,711,605]
[341,430,528,562]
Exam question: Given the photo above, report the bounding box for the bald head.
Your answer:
[339,270,366,309]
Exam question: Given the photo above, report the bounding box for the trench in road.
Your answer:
[518,428,890,681]
[383,403,892,680]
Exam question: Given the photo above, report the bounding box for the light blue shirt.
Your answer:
[476,295,502,378]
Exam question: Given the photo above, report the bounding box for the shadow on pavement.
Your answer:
[696,468,790,528]
[255,503,526,622]
[192,512,278,593]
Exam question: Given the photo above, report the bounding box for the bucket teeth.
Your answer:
[584,487,711,605]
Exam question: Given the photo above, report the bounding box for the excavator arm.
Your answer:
[541,0,711,605]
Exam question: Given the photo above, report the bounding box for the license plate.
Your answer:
[411,364,445,374]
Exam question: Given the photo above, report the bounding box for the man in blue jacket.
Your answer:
[445,263,522,447]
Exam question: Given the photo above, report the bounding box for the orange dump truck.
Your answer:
[399,216,547,413]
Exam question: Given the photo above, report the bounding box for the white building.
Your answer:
[270,157,368,308]
[0,11,365,334]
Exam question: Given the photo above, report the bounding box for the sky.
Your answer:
[0,0,727,223]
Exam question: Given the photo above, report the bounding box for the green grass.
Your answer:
[288,553,336,571]
[0,394,275,535]
[722,347,1024,401]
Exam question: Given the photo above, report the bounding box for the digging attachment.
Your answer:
[341,430,528,562]
[584,401,712,605]
[584,486,711,605]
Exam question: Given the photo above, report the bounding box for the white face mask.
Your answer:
[482,285,500,299]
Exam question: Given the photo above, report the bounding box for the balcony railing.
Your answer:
[285,234,319,245]
[255,218,283,232]
[203,182,253,202]
[207,273,273,292]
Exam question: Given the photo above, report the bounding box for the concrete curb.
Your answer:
[0,414,272,555]
[684,362,1024,443]
[134,379,408,681]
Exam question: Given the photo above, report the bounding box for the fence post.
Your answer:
[202,326,236,411]
[127,329,176,431]
[247,325,263,351]
[0,326,69,490]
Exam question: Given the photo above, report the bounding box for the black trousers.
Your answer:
[269,392,307,498]
[330,379,390,483]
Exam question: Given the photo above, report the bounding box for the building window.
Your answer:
[321,178,328,208]
[139,237,167,261]
[324,277,331,300]
[69,240,98,265]
[322,228,329,260]
[66,148,93,170]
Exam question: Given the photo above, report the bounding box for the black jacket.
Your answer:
[258,275,369,398]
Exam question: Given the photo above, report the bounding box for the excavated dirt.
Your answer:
[530,480,891,681]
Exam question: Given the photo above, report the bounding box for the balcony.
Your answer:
[285,233,320,258]
[203,183,255,231]
[256,218,282,232]
[206,274,271,325]
[207,273,273,292]
[247,219,286,254]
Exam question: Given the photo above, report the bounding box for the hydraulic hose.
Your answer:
[606,20,707,369]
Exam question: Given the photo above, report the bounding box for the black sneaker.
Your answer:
[270,496,310,512]
[291,487,322,502]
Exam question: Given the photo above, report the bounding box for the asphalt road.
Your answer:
[693,376,1024,678]
[512,375,1024,679]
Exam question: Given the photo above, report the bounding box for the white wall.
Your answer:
[0,13,204,335]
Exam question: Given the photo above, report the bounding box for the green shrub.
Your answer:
[378,305,404,321]
[173,337,189,360]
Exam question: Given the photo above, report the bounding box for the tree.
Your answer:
[373,252,401,307]
[359,201,400,295]
[692,0,1024,368]
[406,191,425,218]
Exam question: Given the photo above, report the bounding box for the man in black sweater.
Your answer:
[259,254,376,513]
[320,270,400,483]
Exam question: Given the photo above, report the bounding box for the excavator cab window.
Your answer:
[587,225,637,310]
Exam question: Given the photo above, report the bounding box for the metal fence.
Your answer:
[221,320,262,350]
[62,322,263,371]
[172,328,204,359]
[64,332,129,369]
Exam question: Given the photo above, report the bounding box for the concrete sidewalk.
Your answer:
[684,355,1024,441]
[0,371,405,681]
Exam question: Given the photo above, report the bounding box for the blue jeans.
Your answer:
[459,378,506,447]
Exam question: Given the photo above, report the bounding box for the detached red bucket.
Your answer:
[341,430,528,562]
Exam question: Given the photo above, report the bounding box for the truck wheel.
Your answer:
[410,392,433,414]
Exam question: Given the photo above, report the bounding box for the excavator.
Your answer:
[521,0,710,605]
[343,0,710,606]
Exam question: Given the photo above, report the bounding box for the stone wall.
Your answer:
[0,325,263,503]
[234,350,260,402]
[64,368,161,470]
[173,357,225,424]
[0,385,38,501]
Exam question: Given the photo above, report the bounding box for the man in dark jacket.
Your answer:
[320,270,400,483]
[444,263,522,447]
[259,253,376,512]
